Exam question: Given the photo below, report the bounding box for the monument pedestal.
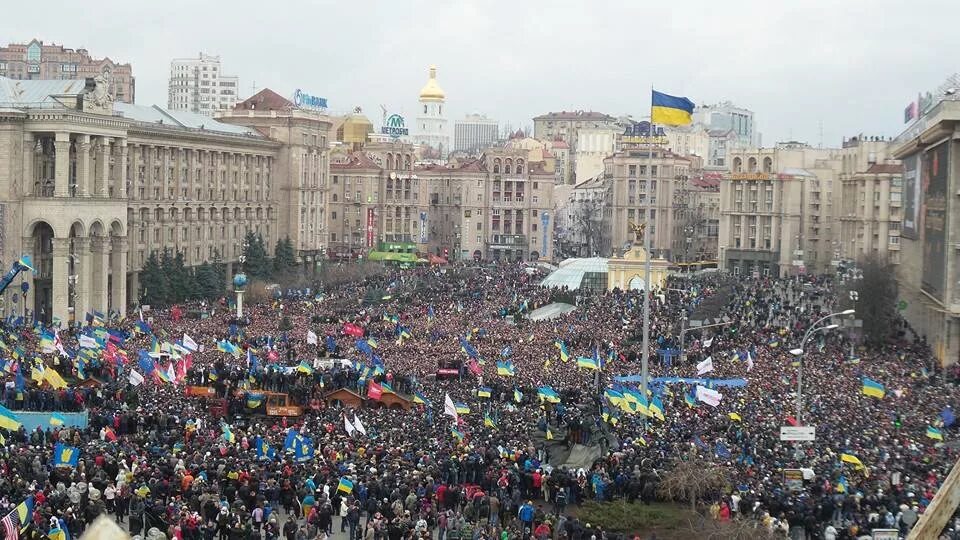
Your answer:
[607,244,669,291]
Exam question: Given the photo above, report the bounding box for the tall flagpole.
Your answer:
[641,87,654,404]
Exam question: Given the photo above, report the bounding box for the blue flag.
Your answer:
[942,407,956,428]
[356,339,373,357]
[715,442,731,459]
[255,436,276,461]
[52,442,80,468]
[137,351,156,375]
[325,335,337,351]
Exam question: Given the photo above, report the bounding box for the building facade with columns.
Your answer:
[0,77,329,324]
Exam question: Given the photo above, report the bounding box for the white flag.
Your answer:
[165,363,177,384]
[307,331,318,345]
[695,385,722,407]
[444,393,459,422]
[343,415,355,436]
[79,335,99,349]
[747,351,754,372]
[128,370,145,386]
[352,415,367,436]
[182,334,199,352]
[703,337,713,349]
[696,356,714,376]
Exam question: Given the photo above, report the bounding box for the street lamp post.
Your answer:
[789,309,855,424]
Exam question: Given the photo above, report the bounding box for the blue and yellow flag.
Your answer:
[649,397,666,421]
[576,356,600,370]
[0,404,22,431]
[554,340,569,362]
[246,393,265,409]
[48,526,66,540]
[477,387,492,398]
[861,377,885,399]
[514,389,523,403]
[451,428,465,442]
[603,388,625,408]
[49,413,67,427]
[459,336,479,359]
[337,477,354,494]
[496,360,515,377]
[52,442,80,467]
[651,90,694,126]
[927,426,944,441]
[413,392,431,407]
[221,422,236,444]
[455,402,471,415]
[537,386,561,403]
[255,436,276,460]
[297,361,315,374]
[483,413,497,429]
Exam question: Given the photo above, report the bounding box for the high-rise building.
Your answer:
[693,102,755,148]
[604,147,694,259]
[0,39,135,102]
[574,127,619,184]
[329,145,555,262]
[533,111,618,184]
[454,114,498,154]
[0,76,329,324]
[719,143,843,277]
[414,66,449,158]
[167,53,240,116]
[892,99,960,366]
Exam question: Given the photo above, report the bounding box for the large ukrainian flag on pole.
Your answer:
[651,90,695,126]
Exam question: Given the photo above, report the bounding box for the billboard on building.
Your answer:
[921,142,949,301]
[902,154,920,239]
[366,209,375,248]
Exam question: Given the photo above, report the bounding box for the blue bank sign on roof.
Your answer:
[293,89,327,110]
[382,114,409,139]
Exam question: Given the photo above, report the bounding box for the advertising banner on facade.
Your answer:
[922,142,949,301]
[902,154,920,239]
[366,209,375,248]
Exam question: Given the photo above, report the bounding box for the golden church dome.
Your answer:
[418,65,445,101]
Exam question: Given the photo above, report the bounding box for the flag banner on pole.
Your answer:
[651,90,695,126]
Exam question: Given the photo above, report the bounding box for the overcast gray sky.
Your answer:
[3,0,955,145]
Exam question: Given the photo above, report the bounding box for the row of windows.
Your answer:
[136,222,270,245]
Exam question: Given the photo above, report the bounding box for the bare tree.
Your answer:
[657,450,730,511]
[682,517,781,540]
[573,197,606,257]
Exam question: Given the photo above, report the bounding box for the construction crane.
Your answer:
[0,256,34,296]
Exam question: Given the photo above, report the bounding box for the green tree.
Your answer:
[274,236,297,275]
[194,261,220,300]
[167,251,196,302]
[139,251,169,306]
[242,231,271,278]
[842,253,899,348]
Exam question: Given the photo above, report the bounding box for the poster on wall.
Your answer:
[921,142,949,301]
[902,154,920,239]
[366,209,375,248]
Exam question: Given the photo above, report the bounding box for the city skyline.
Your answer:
[1,0,954,146]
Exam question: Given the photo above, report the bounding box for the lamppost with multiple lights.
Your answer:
[789,309,855,424]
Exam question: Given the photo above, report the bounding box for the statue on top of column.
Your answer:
[627,219,646,246]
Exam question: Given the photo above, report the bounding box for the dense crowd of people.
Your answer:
[0,261,956,540]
